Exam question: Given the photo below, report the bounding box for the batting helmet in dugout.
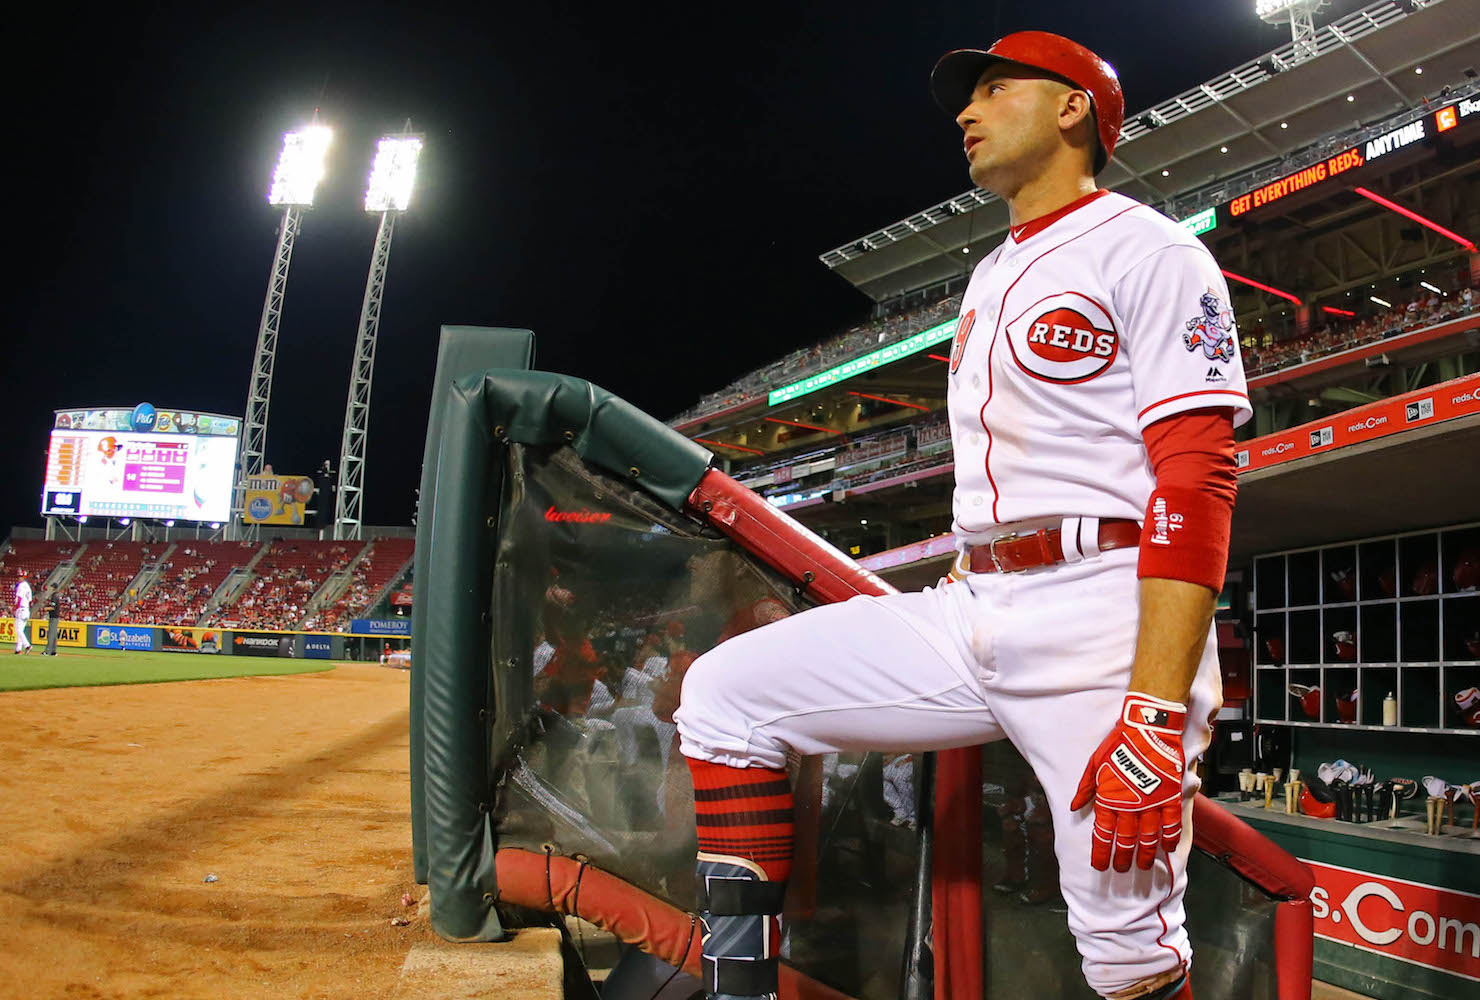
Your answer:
[930,30,1125,174]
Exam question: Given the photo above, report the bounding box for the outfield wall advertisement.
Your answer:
[232,632,293,657]
[161,628,220,654]
[94,625,156,651]
[303,636,334,659]
[33,620,87,647]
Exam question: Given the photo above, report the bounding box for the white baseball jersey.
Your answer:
[946,191,1252,544]
[14,580,32,617]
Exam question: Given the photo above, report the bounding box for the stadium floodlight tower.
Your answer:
[233,123,333,541]
[332,125,423,541]
[1256,0,1328,64]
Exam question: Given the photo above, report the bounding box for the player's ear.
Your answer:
[1058,88,1093,134]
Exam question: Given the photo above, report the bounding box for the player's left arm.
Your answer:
[1072,240,1248,872]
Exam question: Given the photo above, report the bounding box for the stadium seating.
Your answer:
[1246,290,1476,377]
[0,540,81,609]
[303,536,415,633]
[126,541,261,625]
[672,293,963,423]
[59,541,166,622]
[206,539,363,631]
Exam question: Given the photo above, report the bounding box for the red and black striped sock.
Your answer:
[688,759,794,883]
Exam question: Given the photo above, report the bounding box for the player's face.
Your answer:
[957,67,1078,194]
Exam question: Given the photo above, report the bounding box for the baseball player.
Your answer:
[13,570,34,655]
[674,31,1249,1000]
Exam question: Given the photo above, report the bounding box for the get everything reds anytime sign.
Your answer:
[1305,860,1480,982]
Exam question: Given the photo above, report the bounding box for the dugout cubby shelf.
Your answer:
[1251,522,1480,736]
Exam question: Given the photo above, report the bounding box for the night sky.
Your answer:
[9,1,1374,536]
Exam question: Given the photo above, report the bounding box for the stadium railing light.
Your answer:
[364,135,424,213]
[267,126,333,207]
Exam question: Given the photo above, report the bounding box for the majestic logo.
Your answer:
[1004,293,1118,383]
[949,309,977,375]
[1183,290,1236,362]
[1205,366,1226,383]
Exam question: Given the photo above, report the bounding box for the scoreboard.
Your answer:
[41,404,241,523]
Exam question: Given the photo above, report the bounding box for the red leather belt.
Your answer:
[966,518,1141,574]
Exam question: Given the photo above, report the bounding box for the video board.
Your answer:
[41,404,241,523]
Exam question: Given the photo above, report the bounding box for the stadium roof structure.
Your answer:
[821,0,1479,303]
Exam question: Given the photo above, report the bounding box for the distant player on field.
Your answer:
[13,570,34,655]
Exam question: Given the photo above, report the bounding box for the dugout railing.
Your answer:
[408,326,1315,999]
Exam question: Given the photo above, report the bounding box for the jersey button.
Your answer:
[967,432,981,446]
[972,497,984,507]
[971,375,981,389]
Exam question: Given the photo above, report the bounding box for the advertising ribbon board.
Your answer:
[33,619,87,647]
[1306,860,1480,983]
[0,618,16,645]
[232,632,293,658]
[1235,374,1480,473]
[303,636,334,659]
[161,627,220,654]
[350,618,412,636]
[94,626,156,651]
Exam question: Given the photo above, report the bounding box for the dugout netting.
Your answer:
[409,344,1313,999]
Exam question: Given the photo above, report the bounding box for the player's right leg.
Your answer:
[675,584,1002,1000]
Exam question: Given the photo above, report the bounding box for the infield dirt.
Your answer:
[0,663,441,999]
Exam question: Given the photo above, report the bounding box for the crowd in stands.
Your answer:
[0,541,80,611]
[206,539,359,631]
[127,541,260,626]
[61,542,164,622]
[303,537,415,633]
[1245,285,1477,377]
[672,293,963,425]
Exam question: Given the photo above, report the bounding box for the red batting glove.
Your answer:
[1070,692,1187,873]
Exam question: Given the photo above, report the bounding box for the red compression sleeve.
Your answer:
[1138,408,1238,592]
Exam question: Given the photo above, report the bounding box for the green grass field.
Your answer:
[0,645,335,692]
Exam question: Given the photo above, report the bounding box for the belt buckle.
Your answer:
[988,532,1025,573]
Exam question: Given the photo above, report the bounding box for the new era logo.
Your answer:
[1309,427,1333,448]
[1234,450,1250,469]
[1405,398,1434,422]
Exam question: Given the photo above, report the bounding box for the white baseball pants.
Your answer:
[13,613,31,653]
[675,541,1222,997]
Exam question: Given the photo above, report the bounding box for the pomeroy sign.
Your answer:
[1306,860,1479,982]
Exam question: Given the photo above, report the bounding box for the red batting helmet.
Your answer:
[1300,783,1338,820]
[1452,548,1480,591]
[930,31,1125,174]
[1411,561,1438,597]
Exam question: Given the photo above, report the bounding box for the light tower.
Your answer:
[233,124,333,540]
[1256,0,1328,65]
[333,126,423,541]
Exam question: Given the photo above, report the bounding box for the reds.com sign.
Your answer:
[1305,860,1480,982]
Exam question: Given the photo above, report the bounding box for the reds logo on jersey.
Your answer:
[949,309,977,374]
[1004,292,1119,383]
